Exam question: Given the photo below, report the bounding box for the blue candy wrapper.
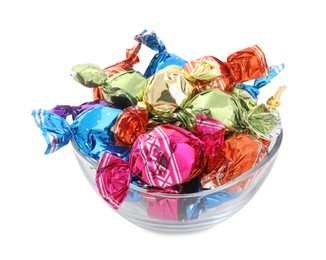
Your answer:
[134,29,187,78]
[180,190,241,220]
[32,106,130,160]
[49,100,114,120]
[242,63,285,99]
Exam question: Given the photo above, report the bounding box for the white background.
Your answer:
[1,0,325,259]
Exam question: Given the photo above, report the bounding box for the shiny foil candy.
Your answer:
[130,124,205,189]
[143,65,195,115]
[32,106,130,160]
[96,153,131,209]
[113,106,149,146]
[179,87,277,139]
[134,29,187,78]
[183,45,270,93]
[72,63,146,109]
[201,132,269,190]
[49,100,114,120]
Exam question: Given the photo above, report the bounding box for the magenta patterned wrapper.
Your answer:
[96,153,131,209]
[194,116,226,156]
[130,124,205,189]
[146,196,179,221]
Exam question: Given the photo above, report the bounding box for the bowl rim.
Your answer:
[72,129,283,198]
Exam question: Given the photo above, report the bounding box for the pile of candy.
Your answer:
[32,30,285,211]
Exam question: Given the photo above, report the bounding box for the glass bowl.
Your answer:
[72,129,282,233]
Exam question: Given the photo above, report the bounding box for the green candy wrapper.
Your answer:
[71,64,146,109]
[71,64,107,88]
[232,86,257,112]
[103,70,146,108]
[178,88,277,139]
[179,88,246,132]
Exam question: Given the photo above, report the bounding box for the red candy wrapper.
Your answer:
[183,45,270,93]
[93,43,142,100]
[96,153,131,209]
[113,106,148,146]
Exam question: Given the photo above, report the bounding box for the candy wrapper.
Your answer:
[113,106,148,146]
[32,106,130,160]
[179,87,278,139]
[49,100,113,120]
[134,30,187,78]
[71,42,146,109]
[142,65,195,115]
[201,132,269,189]
[183,45,270,93]
[241,63,285,99]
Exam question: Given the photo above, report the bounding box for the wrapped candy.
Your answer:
[113,106,149,146]
[96,153,131,209]
[130,124,206,189]
[49,100,113,120]
[179,88,248,132]
[201,132,268,189]
[183,45,270,93]
[134,30,187,78]
[241,63,285,99]
[178,88,277,139]
[142,65,195,115]
[72,63,146,109]
[180,190,241,221]
[32,106,130,160]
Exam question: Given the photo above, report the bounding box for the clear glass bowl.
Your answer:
[72,129,282,233]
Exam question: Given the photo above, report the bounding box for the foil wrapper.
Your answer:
[179,88,247,132]
[130,124,205,189]
[102,70,146,109]
[71,64,107,88]
[241,63,285,99]
[183,45,270,93]
[201,132,268,189]
[143,65,195,115]
[32,106,130,160]
[49,100,113,120]
[194,116,225,156]
[134,30,187,78]
[96,153,131,209]
[103,43,141,78]
[113,106,148,146]
[32,109,72,154]
[179,87,277,139]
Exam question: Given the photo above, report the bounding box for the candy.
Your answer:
[33,31,287,218]
[113,106,148,146]
[201,132,268,189]
[194,116,225,156]
[32,106,129,160]
[96,152,131,209]
[49,100,113,120]
[179,88,247,132]
[180,190,241,221]
[102,70,146,109]
[134,30,187,78]
[142,65,195,115]
[72,63,146,109]
[183,45,270,93]
[179,87,277,139]
[130,124,205,189]
[241,63,285,99]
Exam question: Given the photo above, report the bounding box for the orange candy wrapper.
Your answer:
[93,43,142,100]
[201,132,269,191]
[184,45,270,93]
